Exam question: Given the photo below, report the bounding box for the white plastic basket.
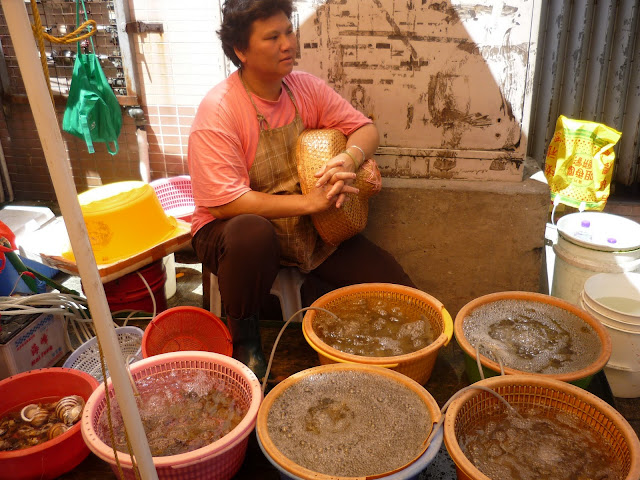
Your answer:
[62,326,144,382]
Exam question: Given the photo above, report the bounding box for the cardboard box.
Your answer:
[0,311,68,380]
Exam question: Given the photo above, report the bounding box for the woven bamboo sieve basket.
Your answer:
[454,291,612,388]
[296,129,381,246]
[302,283,453,385]
[443,375,640,480]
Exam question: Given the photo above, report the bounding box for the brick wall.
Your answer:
[0,0,224,201]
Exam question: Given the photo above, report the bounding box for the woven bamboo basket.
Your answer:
[257,363,442,480]
[444,375,640,480]
[454,291,612,388]
[296,129,381,246]
[302,283,453,385]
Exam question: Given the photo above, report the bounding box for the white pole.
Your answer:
[1,2,158,478]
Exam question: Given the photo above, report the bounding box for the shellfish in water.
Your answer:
[47,423,69,440]
[55,395,84,425]
[20,404,50,428]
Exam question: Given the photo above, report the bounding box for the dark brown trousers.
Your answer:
[192,214,416,319]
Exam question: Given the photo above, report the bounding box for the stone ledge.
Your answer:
[363,177,550,317]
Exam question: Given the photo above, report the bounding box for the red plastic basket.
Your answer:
[0,368,99,480]
[149,175,195,223]
[142,306,233,358]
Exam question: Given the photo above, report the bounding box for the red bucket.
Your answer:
[102,260,168,314]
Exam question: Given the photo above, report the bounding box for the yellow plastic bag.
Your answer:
[544,115,621,211]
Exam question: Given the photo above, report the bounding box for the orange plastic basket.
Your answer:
[454,291,612,388]
[257,363,442,480]
[142,306,232,358]
[302,283,453,385]
[443,375,640,480]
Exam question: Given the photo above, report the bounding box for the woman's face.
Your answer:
[235,11,296,81]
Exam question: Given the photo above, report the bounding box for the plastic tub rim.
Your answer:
[302,282,453,366]
[0,367,99,459]
[583,272,640,319]
[256,363,442,480]
[443,374,640,480]
[453,291,612,383]
[81,351,261,469]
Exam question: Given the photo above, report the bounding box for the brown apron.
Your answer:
[242,74,335,272]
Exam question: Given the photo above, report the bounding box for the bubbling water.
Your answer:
[313,296,436,357]
[462,299,601,374]
[267,370,431,477]
[460,405,625,480]
[97,370,247,457]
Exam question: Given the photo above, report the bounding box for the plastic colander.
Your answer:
[444,375,640,480]
[302,283,453,385]
[141,306,232,358]
[81,351,262,480]
[63,326,144,382]
[150,175,195,223]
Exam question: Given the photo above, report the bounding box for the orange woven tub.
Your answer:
[454,291,611,388]
[257,363,442,480]
[443,374,640,480]
[302,283,453,385]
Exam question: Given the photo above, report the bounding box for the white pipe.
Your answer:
[137,127,150,183]
[1,2,158,479]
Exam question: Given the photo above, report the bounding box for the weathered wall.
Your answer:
[294,0,541,181]
[364,164,550,317]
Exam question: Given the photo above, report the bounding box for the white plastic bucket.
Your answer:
[603,363,640,398]
[579,273,640,398]
[581,297,640,368]
[551,212,640,305]
[583,272,640,324]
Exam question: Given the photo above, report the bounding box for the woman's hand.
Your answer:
[313,154,359,208]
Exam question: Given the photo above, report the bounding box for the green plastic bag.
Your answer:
[62,0,121,155]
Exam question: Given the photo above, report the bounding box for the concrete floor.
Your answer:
[55,245,640,479]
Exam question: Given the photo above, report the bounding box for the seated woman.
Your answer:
[188,0,415,380]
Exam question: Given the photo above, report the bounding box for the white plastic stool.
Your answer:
[203,267,306,322]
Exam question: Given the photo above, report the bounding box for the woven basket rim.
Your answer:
[453,291,612,382]
[256,363,442,480]
[443,374,640,480]
[81,351,261,468]
[302,283,451,364]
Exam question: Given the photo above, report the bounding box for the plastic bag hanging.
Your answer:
[62,0,122,155]
[544,116,621,211]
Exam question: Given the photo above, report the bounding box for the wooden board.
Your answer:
[40,220,192,283]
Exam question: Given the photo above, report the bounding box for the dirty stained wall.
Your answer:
[293,0,540,181]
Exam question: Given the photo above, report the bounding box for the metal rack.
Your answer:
[0,0,138,105]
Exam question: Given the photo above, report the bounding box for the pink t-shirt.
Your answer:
[187,70,372,235]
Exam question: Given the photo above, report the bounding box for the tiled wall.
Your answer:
[0,0,226,201]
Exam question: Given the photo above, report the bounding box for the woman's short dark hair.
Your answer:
[218,0,294,67]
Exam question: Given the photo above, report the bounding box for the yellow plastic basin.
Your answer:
[63,181,179,265]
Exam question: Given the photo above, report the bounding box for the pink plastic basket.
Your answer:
[150,175,195,223]
[81,351,262,480]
